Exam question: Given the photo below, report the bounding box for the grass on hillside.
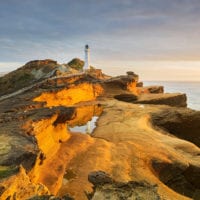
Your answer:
[68,58,84,71]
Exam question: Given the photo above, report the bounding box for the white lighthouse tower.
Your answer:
[83,44,90,71]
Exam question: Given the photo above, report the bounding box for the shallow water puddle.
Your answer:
[69,116,99,134]
[66,104,103,134]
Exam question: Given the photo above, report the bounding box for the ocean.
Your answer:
[144,81,200,111]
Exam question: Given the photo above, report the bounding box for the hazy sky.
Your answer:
[0,0,200,81]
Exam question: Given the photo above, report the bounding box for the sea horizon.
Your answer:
[145,81,200,111]
[1,70,200,83]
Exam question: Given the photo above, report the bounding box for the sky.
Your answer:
[0,0,200,81]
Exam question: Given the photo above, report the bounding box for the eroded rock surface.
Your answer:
[0,166,49,200]
[0,65,199,200]
[87,171,161,200]
[136,93,187,107]
[137,85,164,94]
[151,107,200,147]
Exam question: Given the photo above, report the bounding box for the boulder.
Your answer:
[137,86,164,94]
[126,71,135,75]
[126,71,139,82]
[104,75,138,96]
[136,82,143,87]
[88,171,113,186]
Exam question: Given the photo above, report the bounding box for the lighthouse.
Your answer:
[83,44,90,71]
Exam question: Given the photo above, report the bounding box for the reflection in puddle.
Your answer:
[67,104,103,134]
[69,116,99,134]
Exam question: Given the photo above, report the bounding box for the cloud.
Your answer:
[0,0,200,68]
[0,62,23,72]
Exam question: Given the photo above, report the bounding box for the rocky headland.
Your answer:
[0,59,199,200]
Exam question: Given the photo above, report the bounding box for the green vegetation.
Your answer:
[0,165,18,179]
[16,72,34,82]
[0,70,35,95]
[67,58,84,71]
[0,58,93,96]
[0,59,58,96]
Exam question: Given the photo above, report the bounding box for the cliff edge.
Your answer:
[0,59,199,200]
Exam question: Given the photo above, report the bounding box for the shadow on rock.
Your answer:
[151,108,200,147]
[86,171,161,200]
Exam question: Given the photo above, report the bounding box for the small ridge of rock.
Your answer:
[88,171,113,186]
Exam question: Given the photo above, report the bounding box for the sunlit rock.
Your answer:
[34,83,104,107]
[0,60,199,200]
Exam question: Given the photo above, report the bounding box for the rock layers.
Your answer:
[0,60,199,200]
[136,93,187,107]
